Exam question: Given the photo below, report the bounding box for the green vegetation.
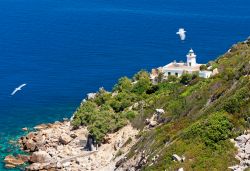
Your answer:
[72,39,250,170]
[72,70,155,143]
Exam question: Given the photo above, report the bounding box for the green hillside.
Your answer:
[72,38,250,170]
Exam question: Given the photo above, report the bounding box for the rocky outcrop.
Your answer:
[229,132,250,171]
[30,150,52,163]
[10,120,138,171]
[4,155,26,168]
[59,133,72,145]
[87,93,96,100]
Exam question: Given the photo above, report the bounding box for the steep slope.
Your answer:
[72,38,250,171]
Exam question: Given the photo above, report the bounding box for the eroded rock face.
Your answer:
[59,133,72,145]
[30,150,52,163]
[6,120,138,171]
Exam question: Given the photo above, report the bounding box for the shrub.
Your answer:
[184,112,233,148]
[223,87,250,114]
[113,77,133,92]
[132,78,152,95]
[180,73,193,85]
[200,64,207,71]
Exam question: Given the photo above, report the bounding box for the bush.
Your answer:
[200,64,207,71]
[113,77,132,92]
[223,87,250,114]
[180,73,195,85]
[133,70,150,81]
[132,78,152,95]
[167,75,178,82]
[184,112,233,148]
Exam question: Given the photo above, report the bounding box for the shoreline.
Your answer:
[4,120,138,170]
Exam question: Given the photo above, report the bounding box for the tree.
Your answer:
[132,78,152,95]
[113,77,132,92]
[133,70,150,81]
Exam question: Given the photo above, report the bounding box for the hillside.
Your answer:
[72,38,250,170]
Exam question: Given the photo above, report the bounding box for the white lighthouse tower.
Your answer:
[186,49,197,67]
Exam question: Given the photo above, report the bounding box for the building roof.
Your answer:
[162,62,202,72]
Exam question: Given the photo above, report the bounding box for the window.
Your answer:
[189,62,191,66]
[175,73,178,77]
[168,72,171,76]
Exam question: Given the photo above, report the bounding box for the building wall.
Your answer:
[164,70,184,77]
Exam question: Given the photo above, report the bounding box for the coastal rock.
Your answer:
[4,155,25,167]
[25,139,37,152]
[27,132,36,139]
[34,124,48,131]
[16,154,30,162]
[22,127,28,131]
[59,133,72,145]
[87,93,96,100]
[30,150,52,163]
[5,164,16,168]
[8,120,138,171]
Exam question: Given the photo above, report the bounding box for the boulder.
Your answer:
[87,93,96,100]
[27,132,36,139]
[178,168,184,171]
[25,139,37,152]
[70,133,77,139]
[16,154,30,162]
[5,164,16,168]
[59,133,72,145]
[145,118,150,125]
[62,162,71,167]
[26,163,48,171]
[245,144,250,154]
[22,127,28,131]
[30,150,51,163]
[155,109,165,115]
[4,155,25,167]
[235,135,248,144]
[149,120,157,127]
[212,68,219,76]
[172,154,182,162]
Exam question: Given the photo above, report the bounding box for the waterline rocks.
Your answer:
[4,155,26,168]
[9,120,138,170]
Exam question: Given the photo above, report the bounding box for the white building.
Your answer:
[160,49,212,78]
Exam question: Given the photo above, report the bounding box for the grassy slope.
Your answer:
[72,39,250,170]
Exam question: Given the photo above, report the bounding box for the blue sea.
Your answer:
[0,0,249,170]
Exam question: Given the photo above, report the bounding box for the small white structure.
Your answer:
[160,49,210,78]
[199,70,212,78]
